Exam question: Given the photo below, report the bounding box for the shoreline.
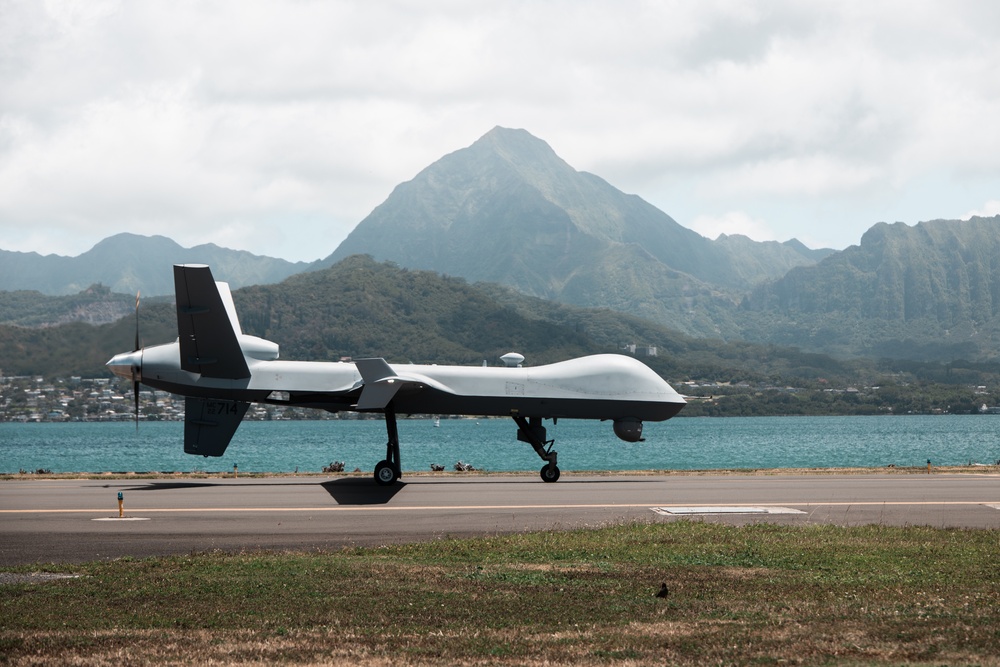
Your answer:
[3,464,997,481]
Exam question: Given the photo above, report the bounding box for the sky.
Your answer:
[2,0,999,263]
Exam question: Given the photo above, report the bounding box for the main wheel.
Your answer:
[374,460,398,486]
[540,464,561,483]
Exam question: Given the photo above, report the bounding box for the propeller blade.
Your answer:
[133,290,141,431]
[133,373,140,433]
[134,290,141,352]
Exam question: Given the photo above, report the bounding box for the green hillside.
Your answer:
[0,302,177,378]
[741,216,1000,361]
[231,255,874,386]
[5,255,999,389]
[0,255,845,381]
[5,255,1000,416]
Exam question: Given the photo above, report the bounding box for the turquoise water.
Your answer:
[2,415,998,474]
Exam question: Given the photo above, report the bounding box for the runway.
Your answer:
[1,472,998,565]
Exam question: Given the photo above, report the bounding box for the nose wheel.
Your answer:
[540,463,561,483]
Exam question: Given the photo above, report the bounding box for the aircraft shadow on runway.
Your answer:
[102,481,223,491]
[317,476,663,504]
[320,478,405,505]
[394,477,665,485]
[97,481,326,492]
[93,476,660,505]
[89,479,402,506]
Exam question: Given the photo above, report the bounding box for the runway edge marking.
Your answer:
[652,506,806,515]
[4,500,1000,514]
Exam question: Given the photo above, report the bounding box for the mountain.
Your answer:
[0,233,309,296]
[12,214,996,364]
[714,234,836,282]
[740,216,1000,361]
[319,127,823,338]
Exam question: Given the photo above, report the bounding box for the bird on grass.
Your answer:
[655,583,669,598]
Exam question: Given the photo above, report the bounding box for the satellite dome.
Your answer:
[499,352,525,368]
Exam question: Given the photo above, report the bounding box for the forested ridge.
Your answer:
[3,255,1000,416]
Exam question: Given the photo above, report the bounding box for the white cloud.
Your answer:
[1,0,998,259]
[963,201,1000,220]
[710,155,885,199]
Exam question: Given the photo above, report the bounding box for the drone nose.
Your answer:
[106,350,142,381]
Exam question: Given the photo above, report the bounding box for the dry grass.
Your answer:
[2,522,998,665]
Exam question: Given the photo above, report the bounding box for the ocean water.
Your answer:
[1,415,998,474]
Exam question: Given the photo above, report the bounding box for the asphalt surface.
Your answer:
[1,472,998,565]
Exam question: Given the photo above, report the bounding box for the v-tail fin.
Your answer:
[174,264,251,379]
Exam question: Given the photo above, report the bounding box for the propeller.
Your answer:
[105,289,145,430]
[132,290,141,432]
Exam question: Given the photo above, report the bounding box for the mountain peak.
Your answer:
[434,126,574,190]
[474,126,560,162]
[89,233,182,255]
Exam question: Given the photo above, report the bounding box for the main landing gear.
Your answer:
[514,415,560,482]
[372,409,562,485]
[374,403,402,486]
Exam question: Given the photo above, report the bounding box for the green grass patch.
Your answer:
[2,522,998,665]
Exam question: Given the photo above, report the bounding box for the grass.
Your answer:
[1,522,998,665]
